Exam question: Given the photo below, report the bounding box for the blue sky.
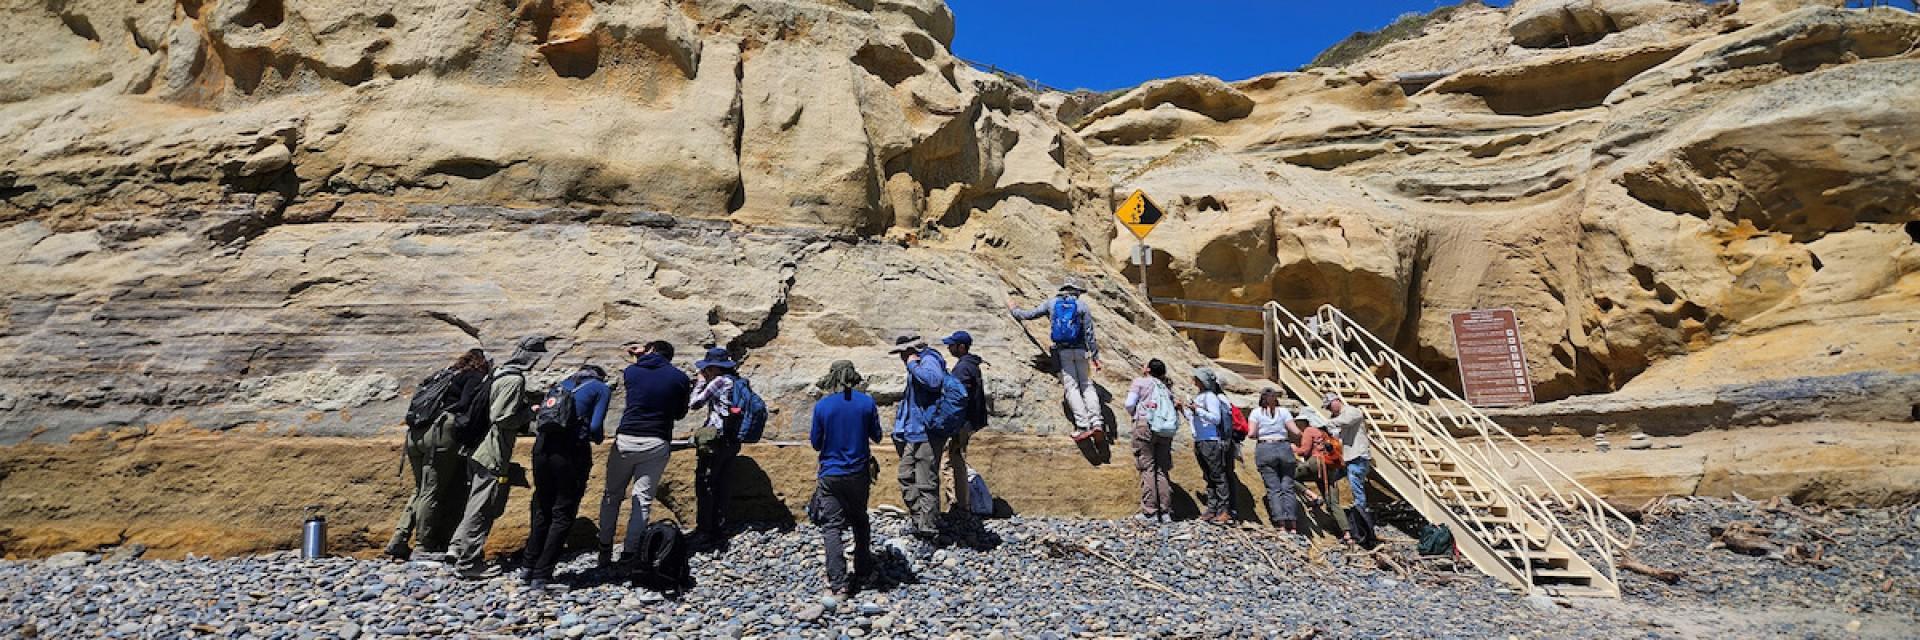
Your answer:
[946,1,1508,91]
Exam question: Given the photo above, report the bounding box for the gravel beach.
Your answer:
[3,498,1914,639]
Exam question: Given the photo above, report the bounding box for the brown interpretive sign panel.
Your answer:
[1449,308,1535,407]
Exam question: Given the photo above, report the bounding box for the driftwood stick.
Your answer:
[1043,538,1195,602]
[1619,554,1682,584]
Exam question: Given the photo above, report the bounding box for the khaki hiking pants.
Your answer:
[895,436,946,534]
[1132,421,1174,517]
[945,428,973,514]
[447,458,511,573]
[1056,348,1101,434]
[391,412,469,553]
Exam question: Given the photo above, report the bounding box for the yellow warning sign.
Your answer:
[1113,190,1165,240]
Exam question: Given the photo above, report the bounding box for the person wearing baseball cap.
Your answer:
[1324,392,1374,543]
[941,331,987,516]
[1010,278,1104,440]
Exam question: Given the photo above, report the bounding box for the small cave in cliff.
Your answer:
[1906,221,1920,244]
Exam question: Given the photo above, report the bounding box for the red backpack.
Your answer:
[1228,405,1252,441]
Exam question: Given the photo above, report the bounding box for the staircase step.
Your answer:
[1528,569,1596,583]
[1500,549,1569,565]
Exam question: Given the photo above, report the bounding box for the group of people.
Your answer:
[380,276,1376,595]
[1125,360,1375,541]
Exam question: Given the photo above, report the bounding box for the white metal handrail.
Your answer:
[1262,302,1635,588]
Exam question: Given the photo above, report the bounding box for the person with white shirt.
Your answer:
[1249,389,1300,532]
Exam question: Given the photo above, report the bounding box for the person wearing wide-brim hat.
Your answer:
[687,346,744,547]
[1009,277,1104,441]
[887,333,950,537]
[808,360,883,596]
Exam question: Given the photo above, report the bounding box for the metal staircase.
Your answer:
[1251,303,1637,597]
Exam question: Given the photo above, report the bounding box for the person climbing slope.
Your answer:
[1010,278,1103,441]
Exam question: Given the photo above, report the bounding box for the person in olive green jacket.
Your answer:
[448,335,548,578]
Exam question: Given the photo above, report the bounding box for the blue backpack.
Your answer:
[927,373,970,438]
[1049,296,1085,347]
[726,377,769,443]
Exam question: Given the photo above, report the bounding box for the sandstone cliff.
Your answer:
[0,0,1228,442]
[1077,1,1920,413]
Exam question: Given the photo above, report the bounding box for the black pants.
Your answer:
[694,438,740,538]
[812,471,873,592]
[525,434,592,581]
[1194,440,1235,517]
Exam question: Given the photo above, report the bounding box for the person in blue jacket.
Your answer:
[523,364,612,588]
[888,334,948,537]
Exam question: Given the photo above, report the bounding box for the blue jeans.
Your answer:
[1347,457,1371,510]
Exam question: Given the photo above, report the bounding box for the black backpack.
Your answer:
[1418,523,1454,556]
[533,382,580,437]
[627,520,694,595]
[1346,505,1379,549]
[404,369,458,431]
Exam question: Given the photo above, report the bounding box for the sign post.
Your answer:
[1448,308,1535,407]
[1113,189,1166,298]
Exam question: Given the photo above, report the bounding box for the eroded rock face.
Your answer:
[1078,5,1920,402]
[0,0,1263,442]
[0,0,1090,238]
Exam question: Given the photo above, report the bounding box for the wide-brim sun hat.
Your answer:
[694,347,737,370]
[888,333,927,354]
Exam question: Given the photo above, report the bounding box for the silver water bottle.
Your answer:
[300,511,327,559]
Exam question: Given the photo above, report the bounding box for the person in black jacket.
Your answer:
[386,348,489,562]
[942,331,988,516]
[596,341,693,566]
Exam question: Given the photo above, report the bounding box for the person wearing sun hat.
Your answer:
[888,333,949,537]
[688,347,743,547]
[1010,278,1104,440]
[808,360,883,596]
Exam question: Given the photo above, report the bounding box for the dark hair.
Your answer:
[577,364,607,379]
[1147,358,1167,380]
[454,349,488,373]
[1259,388,1280,408]
[646,340,674,360]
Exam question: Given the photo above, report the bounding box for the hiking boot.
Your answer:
[596,544,613,569]
[382,542,412,562]
[1159,514,1174,524]
[527,578,549,591]
[456,565,502,581]
[1132,514,1156,524]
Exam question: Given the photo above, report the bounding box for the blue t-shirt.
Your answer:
[812,390,883,478]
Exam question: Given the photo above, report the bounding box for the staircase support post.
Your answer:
[1261,306,1278,382]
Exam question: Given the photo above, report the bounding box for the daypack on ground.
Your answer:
[628,520,693,595]
[1418,523,1455,556]
[532,381,579,437]
[404,368,458,431]
[1143,380,1179,438]
[1048,296,1085,347]
[966,467,994,517]
[725,377,769,443]
[927,373,970,437]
